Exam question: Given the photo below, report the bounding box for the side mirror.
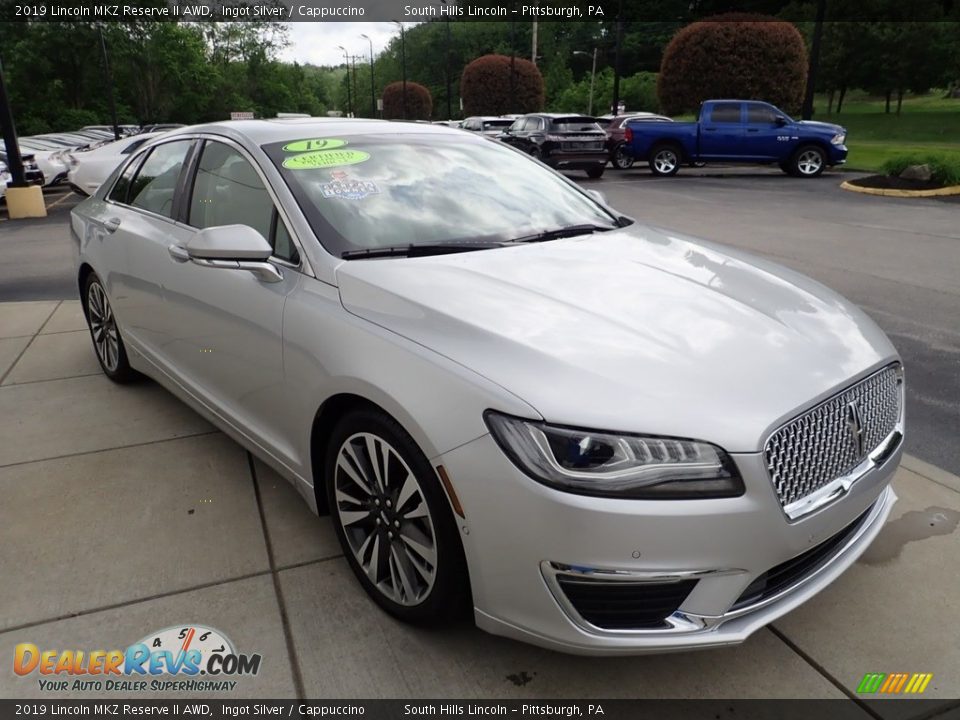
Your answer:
[171,225,282,283]
[775,116,788,126]
[586,189,608,206]
[186,224,273,260]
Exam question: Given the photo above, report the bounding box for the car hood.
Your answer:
[336,226,896,452]
[795,120,845,134]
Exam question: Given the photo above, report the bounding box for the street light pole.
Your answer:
[360,33,376,118]
[97,25,121,141]
[574,49,598,116]
[392,21,407,119]
[336,45,352,117]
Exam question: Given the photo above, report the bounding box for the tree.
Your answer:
[382,81,433,120]
[460,54,544,116]
[657,14,808,115]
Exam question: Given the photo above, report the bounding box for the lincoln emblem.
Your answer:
[847,401,866,458]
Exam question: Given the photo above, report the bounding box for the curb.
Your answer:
[902,454,960,494]
[840,180,960,198]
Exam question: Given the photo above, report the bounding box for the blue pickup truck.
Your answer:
[624,100,848,178]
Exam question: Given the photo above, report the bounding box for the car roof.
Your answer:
[160,118,475,145]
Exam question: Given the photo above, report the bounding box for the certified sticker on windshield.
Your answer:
[282,138,347,153]
[283,149,370,170]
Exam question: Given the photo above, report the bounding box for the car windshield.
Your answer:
[263,134,616,259]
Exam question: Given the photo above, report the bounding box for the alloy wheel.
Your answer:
[654,149,678,174]
[796,149,823,176]
[613,145,634,170]
[333,432,438,606]
[87,282,120,372]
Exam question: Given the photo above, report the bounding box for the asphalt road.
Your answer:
[1,172,958,475]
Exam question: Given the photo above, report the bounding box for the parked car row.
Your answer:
[2,124,186,190]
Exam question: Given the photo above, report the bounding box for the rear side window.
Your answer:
[108,155,144,204]
[128,140,192,218]
[709,103,742,123]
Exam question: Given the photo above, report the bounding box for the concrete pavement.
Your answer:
[0,300,957,715]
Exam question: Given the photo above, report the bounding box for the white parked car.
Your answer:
[71,121,904,654]
[67,132,163,196]
[19,140,71,186]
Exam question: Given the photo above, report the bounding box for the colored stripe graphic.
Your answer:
[857,672,933,694]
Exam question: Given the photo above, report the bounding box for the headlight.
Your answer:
[484,412,744,499]
[831,133,846,145]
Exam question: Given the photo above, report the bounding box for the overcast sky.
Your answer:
[279,22,410,67]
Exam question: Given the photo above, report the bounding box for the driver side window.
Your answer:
[188,141,299,264]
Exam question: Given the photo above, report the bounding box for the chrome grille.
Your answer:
[765,365,902,509]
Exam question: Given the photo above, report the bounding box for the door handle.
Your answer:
[103,217,121,233]
[168,244,190,262]
[703,127,717,132]
[746,128,760,133]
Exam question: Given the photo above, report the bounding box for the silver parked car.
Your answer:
[71,120,904,654]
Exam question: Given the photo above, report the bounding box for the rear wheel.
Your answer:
[791,145,826,178]
[611,143,634,170]
[586,165,605,179]
[649,144,681,177]
[529,146,542,161]
[326,409,469,625]
[83,273,137,384]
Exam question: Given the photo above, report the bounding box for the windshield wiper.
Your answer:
[341,241,505,260]
[508,223,618,244]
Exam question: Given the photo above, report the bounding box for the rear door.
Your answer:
[698,102,745,159]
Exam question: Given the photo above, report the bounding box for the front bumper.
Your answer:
[440,432,900,654]
[828,144,849,165]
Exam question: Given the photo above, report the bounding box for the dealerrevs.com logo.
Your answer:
[14,624,262,693]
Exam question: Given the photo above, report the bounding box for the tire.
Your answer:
[529,146,542,160]
[649,143,682,177]
[586,165,605,179]
[326,408,470,625]
[611,143,634,170]
[82,272,138,384]
[791,144,826,178]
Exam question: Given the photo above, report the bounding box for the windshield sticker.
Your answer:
[283,149,370,170]
[282,138,347,153]
[318,171,380,200]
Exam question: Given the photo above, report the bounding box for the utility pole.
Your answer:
[574,49,598,116]
[531,19,538,65]
[336,46,352,116]
[0,56,25,188]
[611,0,624,115]
[350,55,362,116]
[802,0,827,120]
[98,25,120,141]
[392,21,407,119]
[360,34,376,119]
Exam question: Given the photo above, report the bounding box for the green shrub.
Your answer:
[658,14,807,116]
[881,154,960,186]
[382,81,432,120]
[461,54,544,116]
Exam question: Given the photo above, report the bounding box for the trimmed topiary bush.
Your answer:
[658,14,808,116]
[382,81,432,120]
[461,54,544,116]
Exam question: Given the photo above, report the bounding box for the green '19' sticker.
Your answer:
[283,149,370,170]
[282,138,347,152]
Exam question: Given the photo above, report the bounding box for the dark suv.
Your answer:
[499,114,608,178]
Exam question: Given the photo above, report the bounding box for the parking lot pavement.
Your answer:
[0,300,958,713]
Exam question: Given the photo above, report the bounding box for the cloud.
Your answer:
[279,22,409,67]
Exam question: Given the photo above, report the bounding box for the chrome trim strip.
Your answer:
[542,486,893,637]
[540,563,745,636]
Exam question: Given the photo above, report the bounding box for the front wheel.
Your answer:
[649,144,681,177]
[326,409,469,625]
[586,165,605,179]
[791,145,826,178]
[611,143,634,170]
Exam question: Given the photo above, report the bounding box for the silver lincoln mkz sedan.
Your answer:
[72,120,904,654]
